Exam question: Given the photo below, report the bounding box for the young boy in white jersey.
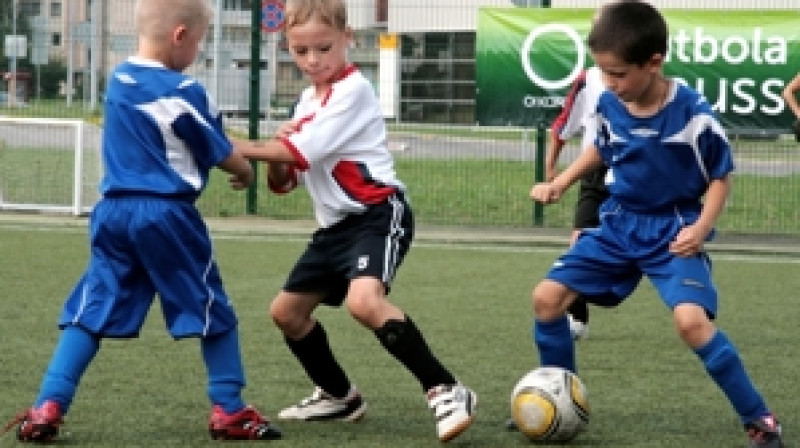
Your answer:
[529,1,782,447]
[233,0,477,442]
[545,66,608,340]
[4,0,281,442]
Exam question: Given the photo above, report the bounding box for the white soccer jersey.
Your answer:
[551,66,605,151]
[278,65,405,228]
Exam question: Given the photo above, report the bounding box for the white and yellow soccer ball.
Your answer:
[510,366,590,442]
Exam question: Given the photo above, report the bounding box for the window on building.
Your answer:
[223,0,253,10]
[21,1,43,17]
[376,0,387,23]
[50,1,62,17]
[400,32,476,124]
[363,32,377,50]
[51,32,61,46]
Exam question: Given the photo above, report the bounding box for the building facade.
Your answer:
[6,0,798,122]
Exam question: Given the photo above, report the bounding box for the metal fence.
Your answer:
[0,0,798,234]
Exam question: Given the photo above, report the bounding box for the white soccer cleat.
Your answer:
[426,383,477,442]
[277,386,367,422]
[568,314,589,340]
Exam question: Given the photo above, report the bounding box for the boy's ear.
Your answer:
[173,25,188,44]
[648,53,665,70]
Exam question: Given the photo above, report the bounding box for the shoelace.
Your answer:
[747,422,780,444]
[300,388,330,406]
[2,410,30,436]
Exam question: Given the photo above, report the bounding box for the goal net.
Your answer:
[0,117,102,216]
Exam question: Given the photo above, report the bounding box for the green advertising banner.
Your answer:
[476,8,800,132]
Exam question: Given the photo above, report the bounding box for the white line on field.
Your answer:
[3,222,799,265]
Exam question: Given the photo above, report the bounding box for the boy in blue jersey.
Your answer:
[529,2,782,447]
[4,0,281,443]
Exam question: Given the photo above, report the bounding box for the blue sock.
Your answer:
[202,329,246,414]
[36,326,100,413]
[533,315,575,373]
[694,330,770,423]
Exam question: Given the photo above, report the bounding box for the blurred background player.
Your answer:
[233,0,477,443]
[781,72,800,142]
[544,65,608,340]
[4,0,281,442]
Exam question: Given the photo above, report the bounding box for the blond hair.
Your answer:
[285,0,347,31]
[135,0,212,40]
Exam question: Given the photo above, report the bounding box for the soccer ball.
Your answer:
[510,366,590,442]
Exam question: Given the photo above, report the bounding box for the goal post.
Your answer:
[0,117,102,216]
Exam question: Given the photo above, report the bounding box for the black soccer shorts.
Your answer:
[283,192,414,307]
[573,166,610,230]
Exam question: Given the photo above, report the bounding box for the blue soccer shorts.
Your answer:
[546,199,718,317]
[59,197,238,338]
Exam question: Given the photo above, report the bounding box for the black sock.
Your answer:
[567,296,589,324]
[285,321,351,398]
[375,316,456,392]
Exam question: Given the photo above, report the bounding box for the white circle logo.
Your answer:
[520,23,585,90]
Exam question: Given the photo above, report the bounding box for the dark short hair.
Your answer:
[587,0,668,66]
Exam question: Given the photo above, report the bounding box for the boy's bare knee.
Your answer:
[345,294,372,321]
[269,298,294,330]
[269,293,316,338]
[673,304,715,348]
[268,299,284,324]
[345,278,400,328]
[345,294,383,328]
[532,280,571,320]
[346,294,404,330]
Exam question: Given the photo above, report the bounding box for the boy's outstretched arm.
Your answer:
[545,136,567,182]
[231,137,298,164]
[669,175,731,257]
[231,137,303,193]
[530,145,603,204]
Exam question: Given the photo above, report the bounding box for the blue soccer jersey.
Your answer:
[592,80,734,213]
[100,57,233,200]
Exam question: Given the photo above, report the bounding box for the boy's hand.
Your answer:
[669,224,708,257]
[530,182,562,204]
[276,120,300,138]
[229,170,254,190]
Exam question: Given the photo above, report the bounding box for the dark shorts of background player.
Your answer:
[283,192,414,307]
[574,166,610,229]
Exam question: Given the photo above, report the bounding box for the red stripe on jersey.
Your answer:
[331,64,358,83]
[278,137,310,170]
[332,160,397,204]
[551,69,589,144]
[320,65,357,107]
[295,113,315,129]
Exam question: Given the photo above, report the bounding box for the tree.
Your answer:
[0,0,34,72]
[38,60,68,99]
